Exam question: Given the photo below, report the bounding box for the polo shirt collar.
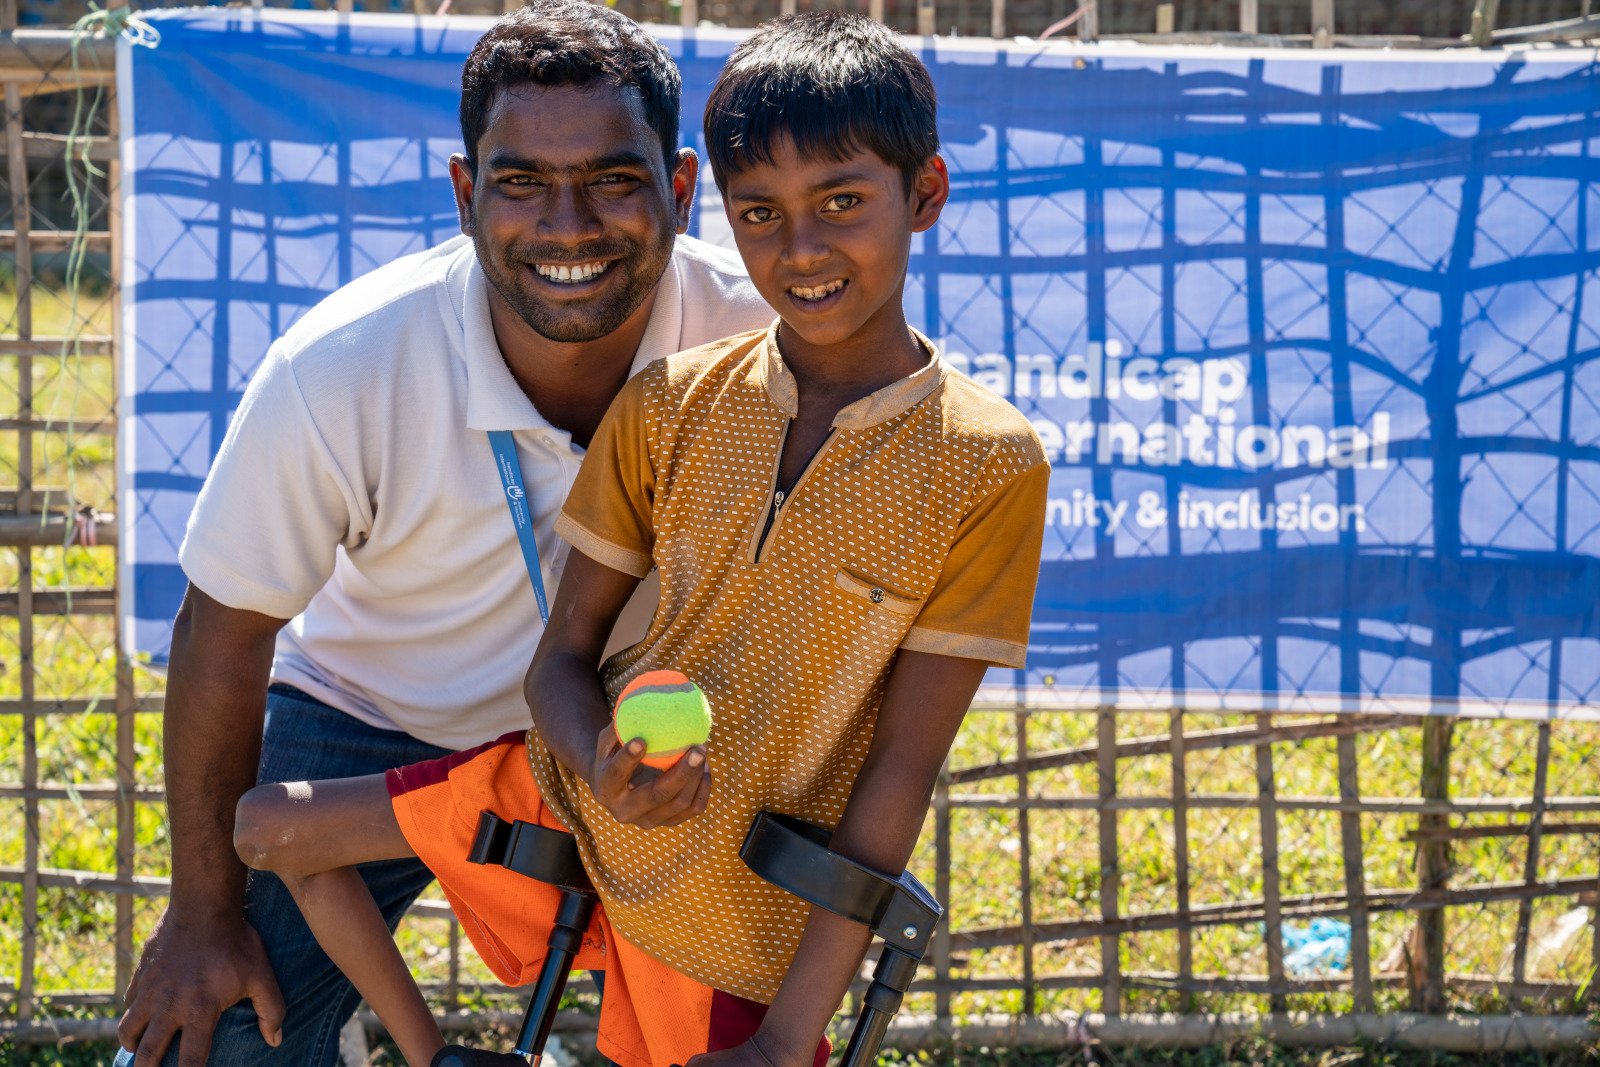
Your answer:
[457,241,685,433]
[756,320,947,429]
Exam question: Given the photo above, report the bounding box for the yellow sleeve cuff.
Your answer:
[555,514,653,579]
[900,625,1027,669]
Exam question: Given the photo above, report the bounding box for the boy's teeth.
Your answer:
[535,261,610,283]
[790,279,845,301]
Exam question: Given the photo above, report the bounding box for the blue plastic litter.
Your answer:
[1279,918,1352,976]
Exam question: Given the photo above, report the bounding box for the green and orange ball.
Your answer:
[612,669,713,769]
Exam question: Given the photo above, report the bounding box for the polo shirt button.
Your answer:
[870,588,885,603]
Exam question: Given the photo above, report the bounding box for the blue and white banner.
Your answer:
[120,12,1600,718]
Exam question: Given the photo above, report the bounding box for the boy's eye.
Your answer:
[824,193,860,212]
[740,206,777,224]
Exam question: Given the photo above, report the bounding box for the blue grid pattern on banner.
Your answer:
[928,45,1600,719]
[121,14,1600,718]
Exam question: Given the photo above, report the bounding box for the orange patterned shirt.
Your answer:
[539,323,1048,1001]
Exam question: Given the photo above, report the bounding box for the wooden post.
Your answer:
[1511,723,1553,995]
[4,0,39,1024]
[869,0,886,24]
[1336,732,1373,1010]
[1413,719,1455,1012]
[1016,708,1035,1016]
[1255,717,1287,1015]
[1592,868,1600,1007]
[680,0,697,29]
[108,89,138,1005]
[1469,0,1501,46]
[917,0,935,36]
[1311,0,1335,47]
[1079,0,1098,41]
[1170,709,1194,1013]
[991,0,1005,40]
[447,920,462,1010]
[1097,707,1122,1014]
[1240,0,1258,34]
[1156,3,1175,33]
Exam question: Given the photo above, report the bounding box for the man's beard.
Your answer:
[477,231,674,344]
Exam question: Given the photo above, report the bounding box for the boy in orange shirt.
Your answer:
[234,13,1048,1067]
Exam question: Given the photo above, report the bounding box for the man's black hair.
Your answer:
[703,11,938,192]
[460,0,682,173]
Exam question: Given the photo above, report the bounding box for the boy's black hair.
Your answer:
[703,12,938,192]
[460,0,682,174]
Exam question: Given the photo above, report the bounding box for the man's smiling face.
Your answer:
[453,80,694,344]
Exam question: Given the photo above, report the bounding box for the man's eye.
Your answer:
[503,175,538,186]
[595,174,639,186]
[740,207,776,224]
[824,194,860,211]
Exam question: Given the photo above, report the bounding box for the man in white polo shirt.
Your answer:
[114,5,768,1065]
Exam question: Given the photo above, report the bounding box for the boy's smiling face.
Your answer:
[722,138,947,356]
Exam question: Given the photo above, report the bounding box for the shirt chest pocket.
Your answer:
[834,569,923,617]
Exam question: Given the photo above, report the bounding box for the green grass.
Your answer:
[4,279,1600,1061]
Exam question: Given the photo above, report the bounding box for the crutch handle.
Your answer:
[437,811,598,1067]
[738,810,942,955]
[738,810,944,1066]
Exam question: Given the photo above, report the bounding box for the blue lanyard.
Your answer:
[487,430,551,626]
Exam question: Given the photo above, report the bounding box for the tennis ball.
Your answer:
[613,669,712,770]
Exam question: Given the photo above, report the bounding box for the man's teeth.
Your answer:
[535,261,610,283]
[789,279,845,301]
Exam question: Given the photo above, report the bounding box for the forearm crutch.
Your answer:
[430,809,944,1067]
[737,810,942,1067]
[431,811,598,1067]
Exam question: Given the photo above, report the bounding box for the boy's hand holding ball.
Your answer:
[589,669,713,830]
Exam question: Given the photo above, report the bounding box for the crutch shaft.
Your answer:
[838,1006,895,1067]
[513,889,597,1058]
[838,944,918,1065]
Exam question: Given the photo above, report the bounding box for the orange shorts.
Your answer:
[386,731,828,1067]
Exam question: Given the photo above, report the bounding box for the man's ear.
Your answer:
[449,153,476,237]
[670,148,700,234]
[909,154,950,234]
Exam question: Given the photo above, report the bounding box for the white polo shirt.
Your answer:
[179,235,771,750]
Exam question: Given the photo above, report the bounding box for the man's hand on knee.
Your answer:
[117,905,285,1067]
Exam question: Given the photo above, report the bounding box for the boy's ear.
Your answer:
[909,154,950,234]
[671,148,700,234]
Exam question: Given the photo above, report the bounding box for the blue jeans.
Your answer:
[117,685,452,1067]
